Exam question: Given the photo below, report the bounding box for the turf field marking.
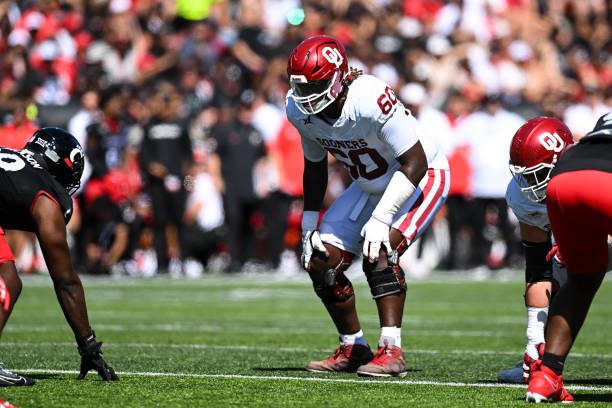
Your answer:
[15,368,612,392]
[2,342,611,359]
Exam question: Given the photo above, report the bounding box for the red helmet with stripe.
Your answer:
[509,116,574,202]
[287,35,348,115]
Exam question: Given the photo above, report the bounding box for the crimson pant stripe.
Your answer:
[398,169,448,243]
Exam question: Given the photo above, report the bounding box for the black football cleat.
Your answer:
[0,366,35,386]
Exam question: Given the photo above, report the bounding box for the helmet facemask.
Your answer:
[57,153,83,195]
[509,160,556,203]
[289,70,344,115]
[287,36,349,115]
[508,116,574,203]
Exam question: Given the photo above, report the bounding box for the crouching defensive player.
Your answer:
[526,113,612,403]
[0,127,118,386]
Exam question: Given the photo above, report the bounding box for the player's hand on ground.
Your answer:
[78,345,118,381]
[77,334,119,381]
[361,217,391,264]
[301,230,328,270]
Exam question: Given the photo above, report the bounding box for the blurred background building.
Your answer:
[0,0,610,277]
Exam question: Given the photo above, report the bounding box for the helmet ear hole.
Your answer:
[24,127,84,195]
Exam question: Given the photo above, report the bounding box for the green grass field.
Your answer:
[0,272,611,407]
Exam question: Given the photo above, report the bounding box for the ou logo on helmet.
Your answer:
[321,46,343,68]
[538,132,565,153]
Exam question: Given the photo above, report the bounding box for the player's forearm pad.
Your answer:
[372,171,417,225]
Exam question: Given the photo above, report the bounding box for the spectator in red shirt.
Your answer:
[0,104,38,149]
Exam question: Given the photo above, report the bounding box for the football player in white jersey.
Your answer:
[286,35,449,377]
[497,116,574,383]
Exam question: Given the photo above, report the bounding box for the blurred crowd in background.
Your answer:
[0,0,610,277]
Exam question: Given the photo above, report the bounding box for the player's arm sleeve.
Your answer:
[303,155,327,212]
[379,106,420,158]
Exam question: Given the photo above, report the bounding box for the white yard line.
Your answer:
[14,368,612,392]
[2,342,611,359]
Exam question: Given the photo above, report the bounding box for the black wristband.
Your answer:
[76,328,96,347]
[77,328,102,357]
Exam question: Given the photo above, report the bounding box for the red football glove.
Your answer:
[0,277,10,312]
[546,243,564,267]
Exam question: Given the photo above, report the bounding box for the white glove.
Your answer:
[301,230,328,270]
[361,216,391,264]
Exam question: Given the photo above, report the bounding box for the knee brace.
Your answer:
[523,240,553,283]
[365,262,407,299]
[311,250,354,303]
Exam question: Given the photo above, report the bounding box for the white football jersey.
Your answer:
[286,75,448,194]
[506,178,550,232]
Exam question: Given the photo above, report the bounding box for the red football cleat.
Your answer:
[306,343,373,373]
[356,343,407,377]
[526,362,574,403]
[523,342,546,383]
[0,400,18,408]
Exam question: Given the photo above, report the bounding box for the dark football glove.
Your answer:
[76,331,119,381]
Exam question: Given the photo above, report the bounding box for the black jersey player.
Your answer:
[0,127,118,386]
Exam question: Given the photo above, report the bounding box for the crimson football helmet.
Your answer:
[509,116,574,202]
[287,35,348,115]
[24,127,85,195]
